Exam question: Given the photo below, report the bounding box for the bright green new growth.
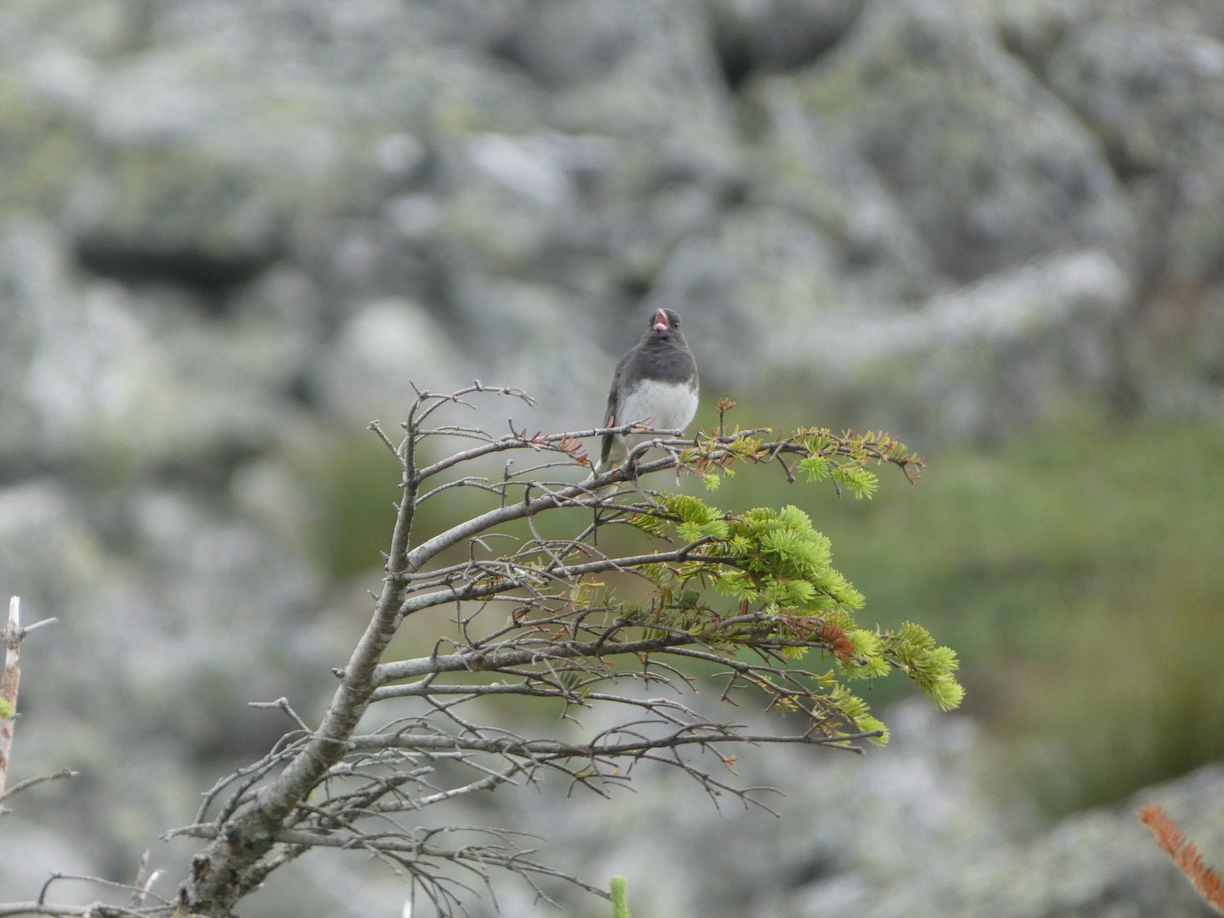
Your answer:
[609,876,631,918]
[622,426,962,745]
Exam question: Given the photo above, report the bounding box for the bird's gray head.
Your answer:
[647,308,683,338]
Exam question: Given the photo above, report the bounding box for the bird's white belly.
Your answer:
[618,380,699,433]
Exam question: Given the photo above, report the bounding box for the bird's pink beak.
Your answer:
[652,309,669,332]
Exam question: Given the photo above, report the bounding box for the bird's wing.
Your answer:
[599,349,635,467]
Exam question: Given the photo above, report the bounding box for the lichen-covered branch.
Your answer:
[0,598,63,808]
[0,596,25,801]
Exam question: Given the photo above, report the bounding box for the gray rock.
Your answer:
[0,472,341,874]
[512,0,742,180]
[649,243,1131,440]
[811,250,1133,440]
[791,0,1136,281]
[0,218,65,474]
[313,296,469,426]
[748,76,943,304]
[0,218,305,475]
[643,75,948,392]
[704,0,865,77]
[1047,22,1224,286]
[8,0,546,278]
[644,204,849,392]
[789,761,1224,918]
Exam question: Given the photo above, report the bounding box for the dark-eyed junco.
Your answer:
[596,308,699,473]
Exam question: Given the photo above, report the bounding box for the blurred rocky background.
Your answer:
[2,0,1224,915]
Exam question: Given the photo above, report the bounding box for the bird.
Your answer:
[596,307,699,476]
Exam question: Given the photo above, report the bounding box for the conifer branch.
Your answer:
[168,386,949,915]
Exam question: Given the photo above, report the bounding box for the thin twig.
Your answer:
[0,767,77,803]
